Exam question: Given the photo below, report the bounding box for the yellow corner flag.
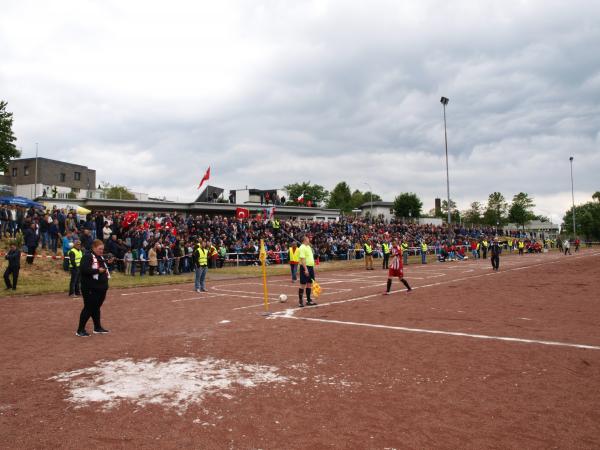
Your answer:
[311,279,322,298]
[259,239,269,312]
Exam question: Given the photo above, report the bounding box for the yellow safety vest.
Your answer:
[401,243,408,251]
[69,248,83,268]
[364,244,373,254]
[197,248,208,266]
[383,243,390,254]
[482,240,488,248]
[508,239,513,246]
[273,219,280,229]
[518,241,524,249]
[289,247,299,263]
[421,243,428,252]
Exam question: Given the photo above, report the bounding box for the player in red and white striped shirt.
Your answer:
[385,238,412,295]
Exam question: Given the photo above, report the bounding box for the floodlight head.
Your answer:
[569,156,574,161]
[440,96,449,105]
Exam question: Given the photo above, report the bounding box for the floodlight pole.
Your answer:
[34,143,39,199]
[569,156,576,237]
[441,97,451,225]
[364,182,373,219]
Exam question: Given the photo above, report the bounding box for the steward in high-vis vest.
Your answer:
[364,241,374,270]
[289,242,300,282]
[518,240,525,256]
[420,242,428,264]
[193,241,209,292]
[68,240,83,297]
[209,243,218,269]
[382,242,391,269]
[401,241,409,265]
[272,218,281,234]
[481,239,489,259]
[507,238,514,252]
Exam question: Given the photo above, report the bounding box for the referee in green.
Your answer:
[298,235,317,307]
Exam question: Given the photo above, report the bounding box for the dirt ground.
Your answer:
[1,249,599,449]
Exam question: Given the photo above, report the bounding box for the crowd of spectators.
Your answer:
[0,204,568,276]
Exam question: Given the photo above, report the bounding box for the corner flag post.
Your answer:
[259,239,269,313]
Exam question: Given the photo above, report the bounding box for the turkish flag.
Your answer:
[236,207,250,219]
[122,211,139,229]
[197,167,210,190]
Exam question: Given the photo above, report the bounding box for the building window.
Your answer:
[24,166,30,176]
[12,168,17,177]
[60,173,66,182]
[74,171,81,181]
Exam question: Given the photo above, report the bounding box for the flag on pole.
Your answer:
[235,207,250,219]
[197,167,210,190]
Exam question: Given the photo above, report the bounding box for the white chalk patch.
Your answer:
[50,357,287,413]
[219,320,231,324]
[518,317,533,321]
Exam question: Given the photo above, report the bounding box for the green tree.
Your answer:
[508,192,536,229]
[327,182,352,212]
[0,101,20,172]
[463,201,483,225]
[483,192,508,226]
[439,199,458,218]
[101,182,136,200]
[349,189,382,210]
[284,181,329,207]
[593,191,600,202]
[562,194,600,239]
[393,192,422,219]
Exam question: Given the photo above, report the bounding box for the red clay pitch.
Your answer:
[1,250,600,449]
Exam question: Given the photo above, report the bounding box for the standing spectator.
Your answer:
[80,229,93,252]
[148,245,158,275]
[62,231,74,271]
[102,222,112,242]
[124,247,133,275]
[138,246,147,276]
[3,242,20,290]
[563,238,571,255]
[76,240,111,337]
[490,238,502,271]
[49,219,60,254]
[24,223,39,264]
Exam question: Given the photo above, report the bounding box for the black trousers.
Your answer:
[4,266,19,289]
[382,253,389,269]
[26,246,36,264]
[78,288,107,331]
[69,268,81,295]
[491,255,500,270]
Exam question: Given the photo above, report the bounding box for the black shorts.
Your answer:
[299,266,315,284]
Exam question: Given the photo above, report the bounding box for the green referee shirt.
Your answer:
[298,244,315,267]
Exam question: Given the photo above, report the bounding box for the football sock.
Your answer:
[386,279,392,293]
[401,278,411,290]
[306,288,311,301]
[298,288,304,302]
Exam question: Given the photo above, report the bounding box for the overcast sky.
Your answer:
[2,0,599,223]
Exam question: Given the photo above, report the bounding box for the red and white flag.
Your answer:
[197,167,210,190]
[235,207,250,219]
[297,193,304,203]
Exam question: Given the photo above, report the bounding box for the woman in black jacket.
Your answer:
[76,240,111,337]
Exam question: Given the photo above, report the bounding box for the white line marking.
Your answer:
[287,316,600,350]
[121,288,185,296]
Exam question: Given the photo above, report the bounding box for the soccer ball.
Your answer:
[278,294,288,303]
